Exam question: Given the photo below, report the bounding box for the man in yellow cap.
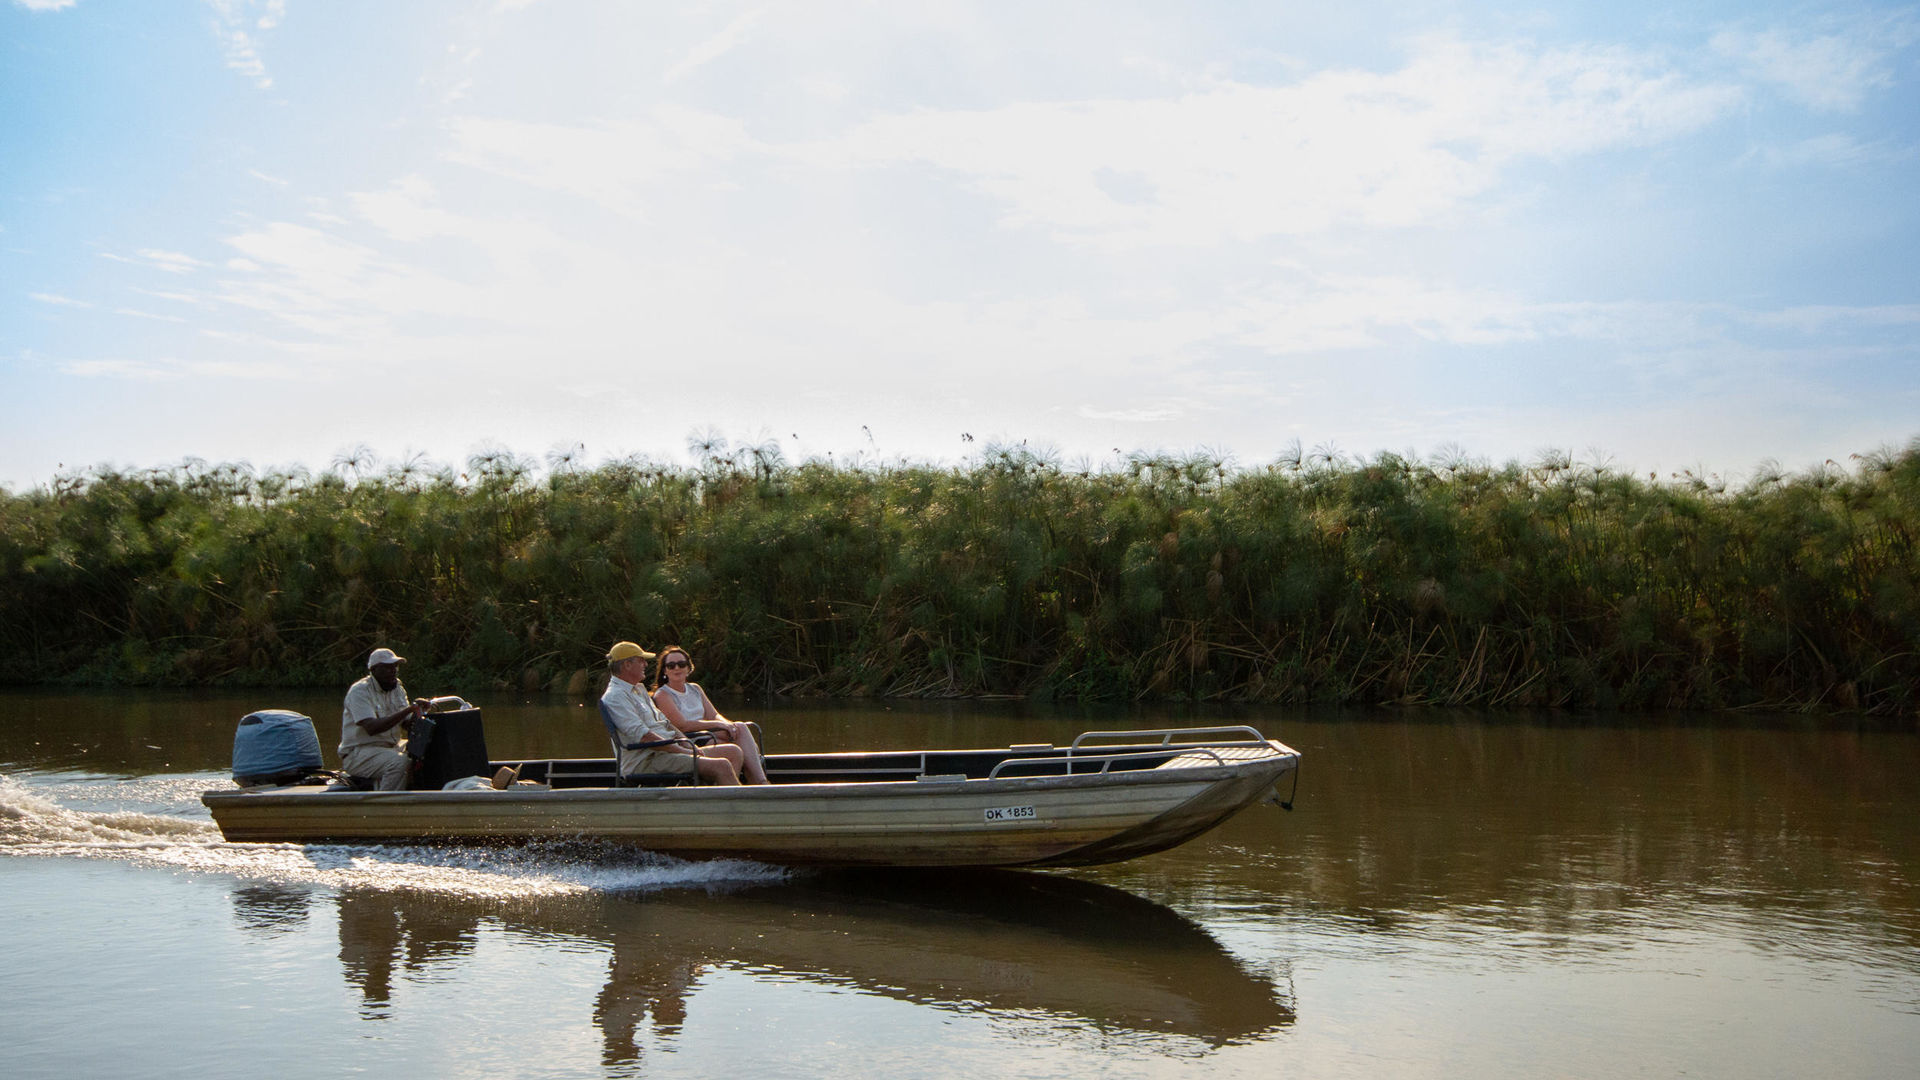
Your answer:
[340,646,430,790]
[599,641,739,785]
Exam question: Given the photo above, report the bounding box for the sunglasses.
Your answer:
[663,659,691,669]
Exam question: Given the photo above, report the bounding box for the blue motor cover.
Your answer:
[231,710,324,783]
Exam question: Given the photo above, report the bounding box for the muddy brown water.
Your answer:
[3,688,1916,1078]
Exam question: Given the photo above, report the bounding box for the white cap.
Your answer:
[367,647,406,668]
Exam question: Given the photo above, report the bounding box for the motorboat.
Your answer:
[204,712,1300,868]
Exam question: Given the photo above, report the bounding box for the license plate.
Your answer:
[984,805,1036,823]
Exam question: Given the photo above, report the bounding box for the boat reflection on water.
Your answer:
[232,870,1293,1057]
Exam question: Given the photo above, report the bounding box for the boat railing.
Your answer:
[1067,725,1269,750]
[987,746,1232,779]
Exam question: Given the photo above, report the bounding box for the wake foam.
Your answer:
[0,773,790,898]
[0,773,218,848]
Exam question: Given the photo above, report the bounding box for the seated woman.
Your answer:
[651,645,769,785]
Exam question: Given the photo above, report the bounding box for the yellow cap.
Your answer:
[606,641,655,663]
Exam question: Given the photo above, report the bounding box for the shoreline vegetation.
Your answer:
[1,437,1915,715]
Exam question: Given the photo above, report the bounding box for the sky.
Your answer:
[4,0,1918,491]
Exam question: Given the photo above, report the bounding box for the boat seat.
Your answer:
[598,699,704,786]
[616,772,696,788]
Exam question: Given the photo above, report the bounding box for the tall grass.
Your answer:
[2,438,1914,712]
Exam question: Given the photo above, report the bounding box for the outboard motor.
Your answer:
[231,710,326,787]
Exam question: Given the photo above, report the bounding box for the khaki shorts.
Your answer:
[622,748,698,780]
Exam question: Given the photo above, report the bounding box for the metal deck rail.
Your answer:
[986,726,1274,780]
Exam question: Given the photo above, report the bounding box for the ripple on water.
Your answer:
[0,772,790,898]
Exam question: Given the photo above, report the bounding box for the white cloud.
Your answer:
[61,359,184,381]
[207,0,284,89]
[29,292,92,307]
[348,175,464,242]
[1742,132,1910,170]
[199,327,311,354]
[808,36,1740,247]
[104,249,207,274]
[798,74,853,103]
[1078,404,1183,423]
[1712,14,1920,112]
[223,224,379,285]
[663,6,766,84]
[132,287,207,306]
[178,156,1914,443]
[137,248,207,273]
[431,33,1740,256]
[1753,303,1920,333]
[14,0,79,12]
[182,358,310,379]
[443,109,756,213]
[114,308,189,323]
[58,354,307,382]
[1170,271,1920,379]
[213,222,415,338]
[210,191,597,347]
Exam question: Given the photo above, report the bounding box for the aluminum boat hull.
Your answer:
[202,731,1300,868]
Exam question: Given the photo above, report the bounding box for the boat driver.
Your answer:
[601,641,740,785]
[340,647,430,790]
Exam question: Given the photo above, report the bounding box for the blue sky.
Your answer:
[4,0,1917,490]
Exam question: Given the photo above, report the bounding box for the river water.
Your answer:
[2,688,1916,1078]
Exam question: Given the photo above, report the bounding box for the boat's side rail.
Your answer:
[484,727,1283,788]
[764,746,1079,783]
[1068,726,1269,750]
[987,747,1230,779]
[505,758,613,788]
[495,753,996,787]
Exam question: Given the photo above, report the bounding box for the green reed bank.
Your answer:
[2,441,1915,713]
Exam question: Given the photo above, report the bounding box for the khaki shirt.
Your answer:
[600,676,681,776]
[340,674,411,757]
